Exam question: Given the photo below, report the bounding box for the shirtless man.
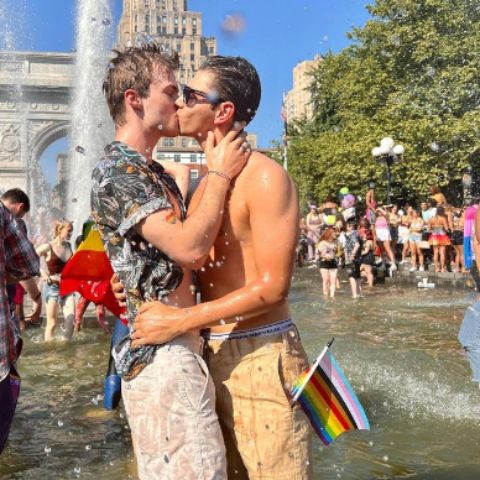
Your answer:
[129,56,312,479]
[91,44,249,479]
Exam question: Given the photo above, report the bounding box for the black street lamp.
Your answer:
[372,137,405,204]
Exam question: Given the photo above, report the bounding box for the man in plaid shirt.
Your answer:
[0,201,39,453]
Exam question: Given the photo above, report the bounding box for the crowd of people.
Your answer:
[2,41,479,479]
[298,183,470,299]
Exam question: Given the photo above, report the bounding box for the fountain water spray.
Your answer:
[0,0,52,236]
[66,0,114,236]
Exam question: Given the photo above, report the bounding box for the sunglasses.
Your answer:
[181,85,224,105]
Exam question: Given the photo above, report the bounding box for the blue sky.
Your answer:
[4,0,371,184]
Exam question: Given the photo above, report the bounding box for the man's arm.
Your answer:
[131,160,299,346]
[135,129,249,269]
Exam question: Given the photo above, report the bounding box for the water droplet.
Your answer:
[209,283,214,287]
[430,142,440,152]
[75,145,85,155]
[189,284,196,293]
[209,262,214,267]
[219,319,226,325]
[85,444,91,451]
[221,13,246,36]
[57,420,64,427]
[74,466,81,474]
[382,455,389,462]
[44,446,51,454]
[215,261,222,267]
[158,124,163,130]
[368,441,374,446]
[200,267,206,272]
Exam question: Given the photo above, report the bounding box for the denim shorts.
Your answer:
[43,283,73,306]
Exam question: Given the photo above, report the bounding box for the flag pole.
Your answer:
[292,337,334,403]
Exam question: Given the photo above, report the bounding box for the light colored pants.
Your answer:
[205,324,313,480]
[122,335,227,480]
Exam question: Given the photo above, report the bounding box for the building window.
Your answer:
[182,28,186,34]
[181,138,188,147]
[174,17,178,24]
[190,53,195,61]
[162,16,167,23]
[182,17,186,25]
[192,27,197,35]
[193,18,197,26]
[174,154,181,163]
[174,27,178,34]
[163,138,175,147]
[190,170,199,179]
[190,42,195,50]
[157,26,161,34]
[190,154,197,163]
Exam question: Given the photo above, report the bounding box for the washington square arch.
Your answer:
[0,51,74,211]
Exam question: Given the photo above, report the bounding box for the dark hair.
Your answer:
[428,197,438,208]
[436,206,446,217]
[1,188,30,213]
[199,56,261,125]
[103,42,179,125]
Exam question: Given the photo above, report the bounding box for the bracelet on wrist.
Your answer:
[208,170,232,183]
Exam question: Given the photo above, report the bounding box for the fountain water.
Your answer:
[66,0,115,235]
[0,0,59,238]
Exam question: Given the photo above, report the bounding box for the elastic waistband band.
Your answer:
[201,318,294,341]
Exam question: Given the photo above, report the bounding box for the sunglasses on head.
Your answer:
[181,85,224,105]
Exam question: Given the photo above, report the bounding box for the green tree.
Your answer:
[288,0,480,208]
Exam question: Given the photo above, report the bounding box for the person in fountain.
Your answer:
[129,55,313,479]
[1,189,42,330]
[36,219,75,341]
[91,44,249,479]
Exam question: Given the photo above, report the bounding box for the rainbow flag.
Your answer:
[291,340,369,446]
[60,228,125,318]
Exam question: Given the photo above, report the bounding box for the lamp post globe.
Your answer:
[372,137,405,204]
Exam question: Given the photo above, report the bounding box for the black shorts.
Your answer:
[319,259,338,270]
[361,251,375,266]
[346,262,361,279]
[390,226,398,242]
[451,230,464,246]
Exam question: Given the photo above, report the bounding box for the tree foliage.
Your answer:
[288,0,480,208]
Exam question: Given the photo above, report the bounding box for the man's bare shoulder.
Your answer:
[240,151,292,189]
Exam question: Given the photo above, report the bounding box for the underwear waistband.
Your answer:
[201,318,294,341]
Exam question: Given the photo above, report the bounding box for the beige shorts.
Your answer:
[204,323,313,480]
[122,335,227,480]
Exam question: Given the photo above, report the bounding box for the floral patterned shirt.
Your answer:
[91,141,186,379]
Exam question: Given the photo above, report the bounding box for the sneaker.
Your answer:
[419,266,425,272]
[409,266,416,272]
[390,263,398,271]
